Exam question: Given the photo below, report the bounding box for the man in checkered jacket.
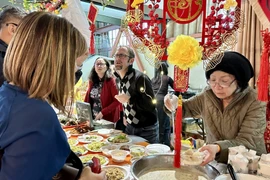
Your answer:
[114,46,159,143]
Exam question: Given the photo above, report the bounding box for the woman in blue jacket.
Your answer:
[0,12,105,180]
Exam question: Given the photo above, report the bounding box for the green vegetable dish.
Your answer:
[108,134,129,143]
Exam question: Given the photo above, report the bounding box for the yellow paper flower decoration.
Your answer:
[167,35,203,70]
[224,0,238,10]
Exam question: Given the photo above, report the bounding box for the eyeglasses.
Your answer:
[6,23,18,27]
[207,79,236,88]
[95,63,106,67]
[113,54,130,59]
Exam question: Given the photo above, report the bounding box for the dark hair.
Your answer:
[88,57,113,84]
[119,45,135,59]
[152,62,169,86]
[0,5,26,29]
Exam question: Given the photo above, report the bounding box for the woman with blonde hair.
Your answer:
[0,12,105,180]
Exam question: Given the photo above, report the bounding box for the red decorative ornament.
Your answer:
[173,66,189,92]
[88,2,98,54]
[257,29,270,102]
[165,0,204,24]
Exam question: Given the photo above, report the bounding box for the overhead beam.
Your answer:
[96,14,122,26]
[95,25,120,34]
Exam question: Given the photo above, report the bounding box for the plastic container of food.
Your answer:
[130,145,146,158]
[101,144,119,157]
[111,150,128,163]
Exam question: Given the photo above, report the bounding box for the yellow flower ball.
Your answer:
[167,35,203,70]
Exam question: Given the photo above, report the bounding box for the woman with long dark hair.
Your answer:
[84,57,121,123]
[151,62,174,146]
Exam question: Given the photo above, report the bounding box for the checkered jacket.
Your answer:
[115,66,157,128]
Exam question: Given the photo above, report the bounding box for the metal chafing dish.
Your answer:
[131,154,220,180]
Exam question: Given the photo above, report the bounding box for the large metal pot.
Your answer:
[131,154,220,180]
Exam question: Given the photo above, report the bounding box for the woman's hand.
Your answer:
[95,112,103,120]
[79,166,107,180]
[164,94,178,112]
[199,144,220,166]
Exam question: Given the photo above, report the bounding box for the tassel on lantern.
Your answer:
[174,95,182,168]
[89,24,96,55]
[258,29,270,102]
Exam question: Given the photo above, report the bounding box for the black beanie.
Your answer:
[205,51,254,90]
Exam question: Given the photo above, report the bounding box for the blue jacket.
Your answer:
[0,82,70,180]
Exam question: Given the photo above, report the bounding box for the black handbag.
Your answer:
[52,150,83,180]
[0,149,83,180]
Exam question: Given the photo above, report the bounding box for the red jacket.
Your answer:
[84,78,121,123]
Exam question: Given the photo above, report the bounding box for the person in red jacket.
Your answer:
[84,57,121,123]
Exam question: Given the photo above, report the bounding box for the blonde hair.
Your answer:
[4,12,87,111]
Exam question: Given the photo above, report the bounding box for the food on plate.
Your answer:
[80,154,108,165]
[110,150,128,163]
[70,145,87,155]
[130,145,145,158]
[84,141,107,152]
[119,144,130,151]
[104,167,125,180]
[78,135,103,143]
[108,134,130,143]
[68,139,78,146]
[70,126,90,134]
[181,149,205,165]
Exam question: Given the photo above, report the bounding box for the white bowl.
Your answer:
[146,144,171,153]
[101,144,119,157]
[102,165,129,180]
[110,149,128,163]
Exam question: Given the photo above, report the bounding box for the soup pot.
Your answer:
[131,154,220,180]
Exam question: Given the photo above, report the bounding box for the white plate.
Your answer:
[77,134,103,143]
[68,139,78,146]
[70,145,88,156]
[106,134,132,145]
[215,174,268,180]
[79,154,109,165]
[102,165,130,180]
[146,144,171,153]
[84,141,107,152]
[97,129,112,135]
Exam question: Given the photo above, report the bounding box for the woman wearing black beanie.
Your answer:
[165,51,267,165]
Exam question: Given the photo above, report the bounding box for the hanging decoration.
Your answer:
[165,0,204,24]
[101,0,115,9]
[88,2,98,55]
[123,0,169,67]
[174,95,182,168]
[201,0,243,71]
[258,0,270,21]
[167,35,203,70]
[173,67,189,92]
[257,29,270,102]
[9,0,68,14]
